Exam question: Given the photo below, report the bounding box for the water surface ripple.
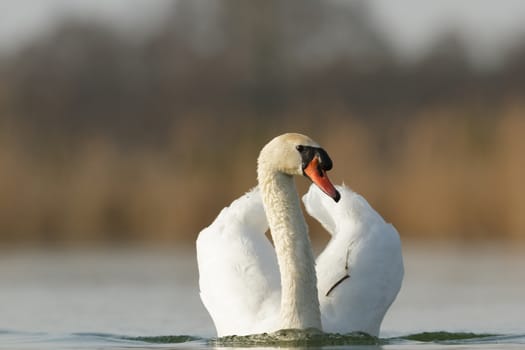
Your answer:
[2,329,525,349]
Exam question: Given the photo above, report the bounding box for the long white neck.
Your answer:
[258,167,322,330]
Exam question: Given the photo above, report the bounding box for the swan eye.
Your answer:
[296,145,304,152]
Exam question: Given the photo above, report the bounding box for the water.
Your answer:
[1,244,524,349]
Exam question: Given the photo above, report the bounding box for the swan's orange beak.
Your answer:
[304,156,341,202]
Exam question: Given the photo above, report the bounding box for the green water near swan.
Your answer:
[2,329,524,349]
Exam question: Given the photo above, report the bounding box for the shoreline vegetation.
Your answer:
[1,106,524,246]
[0,1,524,245]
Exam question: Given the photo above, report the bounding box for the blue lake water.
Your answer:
[0,244,524,349]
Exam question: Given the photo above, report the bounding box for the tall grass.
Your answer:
[0,105,524,246]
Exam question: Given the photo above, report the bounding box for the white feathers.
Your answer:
[196,184,403,337]
[196,188,280,336]
[306,184,404,336]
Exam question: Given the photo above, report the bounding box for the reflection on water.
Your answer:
[0,244,524,349]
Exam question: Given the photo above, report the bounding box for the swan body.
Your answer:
[196,133,403,337]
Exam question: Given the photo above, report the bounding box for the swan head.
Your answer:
[258,133,340,202]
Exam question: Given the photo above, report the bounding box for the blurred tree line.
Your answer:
[0,0,524,246]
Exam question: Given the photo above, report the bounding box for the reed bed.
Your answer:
[0,104,524,246]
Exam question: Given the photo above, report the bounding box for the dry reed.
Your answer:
[0,104,524,246]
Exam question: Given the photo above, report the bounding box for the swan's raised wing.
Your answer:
[196,188,280,337]
[303,184,404,337]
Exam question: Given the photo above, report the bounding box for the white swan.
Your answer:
[196,133,403,337]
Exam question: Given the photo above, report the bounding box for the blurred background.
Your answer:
[1,0,525,249]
